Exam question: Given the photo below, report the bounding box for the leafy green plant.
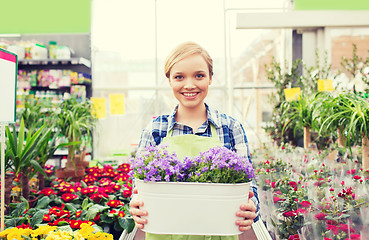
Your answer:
[5,118,48,200]
[281,93,321,149]
[264,57,303,146]
[54,98,97,162]
[320,92,369,169]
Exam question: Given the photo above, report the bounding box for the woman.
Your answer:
[129,42,259,240]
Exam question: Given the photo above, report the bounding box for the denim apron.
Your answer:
[145,124,238,240]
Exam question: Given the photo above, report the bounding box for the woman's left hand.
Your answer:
[235,191,257,231]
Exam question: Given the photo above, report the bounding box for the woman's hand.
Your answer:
[129,188,148,229]
[235,191,257,231]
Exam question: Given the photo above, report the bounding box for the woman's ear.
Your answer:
[209,75,212,85]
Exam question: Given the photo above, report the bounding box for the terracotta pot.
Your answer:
[28,196,38,208]
[55,168,65,179]
[64,167,85,182]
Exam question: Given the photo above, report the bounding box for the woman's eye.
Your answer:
[174,75,183,80]
[195,74,204,79]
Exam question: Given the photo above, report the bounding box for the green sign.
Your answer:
[0,0,91,34]
[294,0,369,10]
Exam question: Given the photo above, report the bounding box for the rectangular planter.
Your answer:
[135,179,251,236]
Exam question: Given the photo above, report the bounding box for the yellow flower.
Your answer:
[31,225,57,238]
[45,230,73,240]
[79,223,94,238]
[4,228,32,240]
[91,232,114,240]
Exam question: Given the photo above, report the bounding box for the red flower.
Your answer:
[93,213,101,221]
[70,219,83,229]
[347,234,361,240]
[118,211,125,218]
[327,224,339,235]
[300,201,311,207]
[109,209,117,214]
[347,169,356,175]
[123,190,132,198]
[288,181,297,188]
[324,238,332,240]
[76,210,82,218]
[282,211,296,217]
[338,223,355,233]
[107,200,124,208]
[61,193,78,202]
[271,182,276,188]
[90,192,108,203]
[288,234,300,240]
[38,188,56,196]
[295,208,307,214]
[43,214,51,222]
[16,223,32,229]
[353,175,361,180]
[315,213,327,220]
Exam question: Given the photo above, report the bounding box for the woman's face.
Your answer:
[169,54,212,110]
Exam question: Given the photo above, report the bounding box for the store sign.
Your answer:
[318,79,334,92]
[284,87,301,101]
[0,48,17,123]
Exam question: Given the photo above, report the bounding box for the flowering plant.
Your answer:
[3,163,135,239]
[130,145,255,184]
[0,223,113,240]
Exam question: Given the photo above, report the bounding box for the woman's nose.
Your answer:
[183,78,195,89]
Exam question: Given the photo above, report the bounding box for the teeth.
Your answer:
[183,93,197,97]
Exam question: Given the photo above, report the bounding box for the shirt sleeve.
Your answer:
[137,123,156,153]
[231,120,260,222]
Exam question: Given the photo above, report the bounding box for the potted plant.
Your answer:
[54,98,97,180]
[5,118,48,200]
[281,93,320,149]
[131,145,255,236]
[320,92,369,169]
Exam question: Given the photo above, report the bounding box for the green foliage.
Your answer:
[54,98,97,158]
[5,118,47,177]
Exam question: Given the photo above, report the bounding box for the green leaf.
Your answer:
[81,180,88,188]
[57,221,70,226]
[81,198,89,210]
[30,211,45,228]
[57,225,73,232]
[5,218,21,228]
[35,196,51,209]
[280,186,289,194]
[119,217,135,233]
[65,203,77,213]
[12,202,26,218]
[86,207,99,220]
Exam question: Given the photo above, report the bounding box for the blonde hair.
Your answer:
[164,42,213,78]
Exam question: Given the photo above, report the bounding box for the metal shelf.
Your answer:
[18,57,91,68]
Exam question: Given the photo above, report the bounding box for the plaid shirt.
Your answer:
[138,104,260,221]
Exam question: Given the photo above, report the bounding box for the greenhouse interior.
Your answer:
[0,0,369,239]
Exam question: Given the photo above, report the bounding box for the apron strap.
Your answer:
[167,122,218,138]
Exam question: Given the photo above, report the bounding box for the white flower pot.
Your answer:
[135,179,251,236]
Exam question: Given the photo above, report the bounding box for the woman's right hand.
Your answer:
[129,188,148,229]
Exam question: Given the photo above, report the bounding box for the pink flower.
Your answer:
[353,175,361,180]
[283,211,296,217]
[315,213,327,220]
[327,224,339,235]
[271,182,276,188]
[300,201,311,207]
[324,238,332,240]
[295,208,307,214]
[338,224,355,233]
[346,234,361,240]
[347,169,356,175]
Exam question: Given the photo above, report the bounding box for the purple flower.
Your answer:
[131,145,255,183]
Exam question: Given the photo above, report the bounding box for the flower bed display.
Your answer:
[252,144,369,240]
[1,163,135,240]
[131,145,255,235]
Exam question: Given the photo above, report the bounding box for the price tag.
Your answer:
[317,79,334,92]
[109,94,125,115]
[284,87,301,101]
[91,97,106,119]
